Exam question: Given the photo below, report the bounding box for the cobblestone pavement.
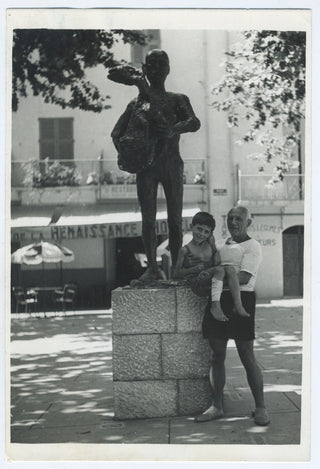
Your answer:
[9,300,303,448]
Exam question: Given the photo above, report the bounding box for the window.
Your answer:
[131,30,161,67]
[39,118,74,160]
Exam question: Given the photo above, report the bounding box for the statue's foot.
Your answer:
[139,268,166,281]
[130,268,166,287]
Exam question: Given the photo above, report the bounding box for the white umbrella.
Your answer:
[11,241,74,265]
[12,241,75,310]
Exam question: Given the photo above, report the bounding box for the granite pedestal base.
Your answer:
[112,287,212,419]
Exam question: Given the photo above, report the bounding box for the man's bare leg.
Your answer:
[195,337,227,422]
[224,266,250,318]
[235,339,270,425]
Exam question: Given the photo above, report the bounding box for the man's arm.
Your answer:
[111,100,135,151]
[238,271,252,285]
[172,94,201,134]
[238,240,262,285]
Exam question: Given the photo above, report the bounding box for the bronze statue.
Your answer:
[109,49,201,282]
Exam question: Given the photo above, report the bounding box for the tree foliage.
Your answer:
[212,31,306,179]
[12,29,146,112]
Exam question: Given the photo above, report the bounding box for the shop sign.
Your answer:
[213,188,227,195]
[11,217,192,243]
[99,185,137,199]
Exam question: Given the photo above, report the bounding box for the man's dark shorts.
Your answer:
[202,291,256,341]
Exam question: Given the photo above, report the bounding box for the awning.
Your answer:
[11,205,200,243]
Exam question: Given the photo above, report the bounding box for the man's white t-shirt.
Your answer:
[217,237,262,291]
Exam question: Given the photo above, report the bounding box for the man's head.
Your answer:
[142,49,170,86]
[227,206,252,241]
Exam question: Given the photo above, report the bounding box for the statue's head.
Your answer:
[142,49,170,86]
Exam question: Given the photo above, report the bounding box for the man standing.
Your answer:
[196,206,270,426]
[111,49,200,281]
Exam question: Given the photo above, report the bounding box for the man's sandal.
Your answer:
[252,407,270,426]
[194,406,224,423]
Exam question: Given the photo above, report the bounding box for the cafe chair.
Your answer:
[53,284,77,312]
[13,287,38,314]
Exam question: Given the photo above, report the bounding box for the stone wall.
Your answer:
[112,287,213,419]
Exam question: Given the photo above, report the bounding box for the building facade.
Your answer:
[10,29,304,308]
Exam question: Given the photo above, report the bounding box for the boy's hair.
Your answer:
[191,211,216,231]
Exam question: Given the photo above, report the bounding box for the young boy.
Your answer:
[173,211,249,321]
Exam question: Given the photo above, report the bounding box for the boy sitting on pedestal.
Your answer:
[173,211,249,321]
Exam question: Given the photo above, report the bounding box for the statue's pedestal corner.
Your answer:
[111,284,212,418]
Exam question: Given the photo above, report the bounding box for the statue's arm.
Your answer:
[111,100,135,151]
[172,94,201,134]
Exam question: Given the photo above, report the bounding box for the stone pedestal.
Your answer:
[112,286,212,419]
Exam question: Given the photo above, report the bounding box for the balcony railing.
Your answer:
[11,158,207,206]
[238,169,304,203]
[12,158,207,188]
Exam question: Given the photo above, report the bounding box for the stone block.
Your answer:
[113,334,161,381]
[113,380,177,419]
[178,378,212,416]
[176,287,207,332]
[162,333,211,379]
[112,288,176,334]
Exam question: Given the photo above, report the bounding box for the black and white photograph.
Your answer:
[4,6,312,463]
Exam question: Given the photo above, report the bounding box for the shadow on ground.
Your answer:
[11,313,115,443]
[10,303,302,444]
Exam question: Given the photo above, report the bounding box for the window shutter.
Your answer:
[57,118,74,159]
[39,118,73,160]
[58,141,73,160]
[39,119,55,159]
[40,141,56,159]
[40,118,55,139]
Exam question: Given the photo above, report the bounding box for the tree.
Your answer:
[212,31,306,180]
[12,29,147,112]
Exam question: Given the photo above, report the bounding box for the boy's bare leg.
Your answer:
[211,302,229,321]
[210,267,229,322]
[224,266,250,318]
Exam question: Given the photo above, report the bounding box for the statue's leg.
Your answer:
[136,169,159,276]
[161,157,183,268]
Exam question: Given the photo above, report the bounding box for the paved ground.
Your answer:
[10,299,303,446]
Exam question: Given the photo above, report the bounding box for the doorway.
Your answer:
[282,225,304,297]
[115,237,146,287]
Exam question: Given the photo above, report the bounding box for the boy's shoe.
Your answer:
[194,405,224,423]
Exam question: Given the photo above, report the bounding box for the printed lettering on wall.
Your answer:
[255,237,277,247]
[11,218,193,243]
[249,223,280,247]
[249,223,282,234]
